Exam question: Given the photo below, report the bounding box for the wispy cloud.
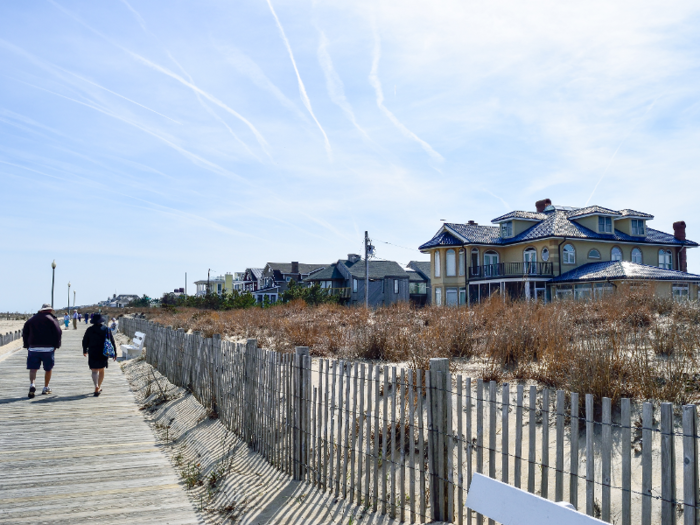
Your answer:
[317,31,371,142]
[47,0,270,156]
[369,21,444,163]
[266,0,332,160]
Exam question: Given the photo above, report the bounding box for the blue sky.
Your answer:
[2,0,700,312]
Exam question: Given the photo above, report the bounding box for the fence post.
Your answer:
[428,358,452,522]
[661,402,676,525]
[293,346,309,481]
[682,405,697,525]
[245,339,257,447]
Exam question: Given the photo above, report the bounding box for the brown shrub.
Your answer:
[142,286,700,403]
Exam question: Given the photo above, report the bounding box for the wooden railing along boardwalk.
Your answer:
[121,317,700,525]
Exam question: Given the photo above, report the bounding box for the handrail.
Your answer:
[468,262,554,280]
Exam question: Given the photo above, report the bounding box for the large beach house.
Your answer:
[419,199,700,304]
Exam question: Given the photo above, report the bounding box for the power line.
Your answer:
[373,238,423,253]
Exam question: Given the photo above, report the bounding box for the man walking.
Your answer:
[22,304,62,398]
[72,309,79,330]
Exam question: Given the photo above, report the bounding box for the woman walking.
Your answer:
[81,314,116,396]
[63,312,69,329]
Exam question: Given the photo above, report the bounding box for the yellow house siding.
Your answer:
[572,216,599,233]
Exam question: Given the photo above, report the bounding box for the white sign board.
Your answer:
[466,473,606,525]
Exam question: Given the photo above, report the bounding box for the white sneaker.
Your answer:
[42,386,52,395]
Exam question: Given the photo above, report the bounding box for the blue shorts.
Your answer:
[27,351,55,371]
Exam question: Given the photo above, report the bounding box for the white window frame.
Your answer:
[434,251,441,278]
[598,216,613,233]
[541,247,549,262]
[435,287,442,306]
[446,249,456,276]
[445,288,458,307]
[353,278,358,293]
[500,221,513,237]
[632,219,645,236]
[588,249,601,260]
[394,279,399,294]
[631,248,643,264]
[611,247,622,262]
[458,250,465,276]
[673,283,689,301]
[563,244,576,265]
[659,250,673,270]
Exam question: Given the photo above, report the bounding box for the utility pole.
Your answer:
[51,260,56,309]
[185,272,187,295]
[207,269,211,295]
[364,231,374,308]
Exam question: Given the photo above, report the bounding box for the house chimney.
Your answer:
[291,261,299,274]
[535,198,552,213]
[348,254,361,263]
[674,221,688,272]
[673,221,686,241]
[467,220,477,226]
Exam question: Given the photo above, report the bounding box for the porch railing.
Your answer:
[469,261,553,281]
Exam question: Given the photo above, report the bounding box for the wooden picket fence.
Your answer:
[121,317,700,525]
[1,330,22,347]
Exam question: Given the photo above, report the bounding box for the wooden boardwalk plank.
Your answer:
[0,325,201,524]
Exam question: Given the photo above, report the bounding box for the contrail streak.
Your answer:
[586,95,662,205]
[317,31,371,142]
[47,0,270,154]
[266,0,332,160]
[369,23,444,163]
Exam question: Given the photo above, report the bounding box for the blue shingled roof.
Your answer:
[419,210,697,250]
[491,211,548,223]
[552,261,700,283]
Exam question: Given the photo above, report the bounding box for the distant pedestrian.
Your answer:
[84,312,89,324]
[110,318,117,332]
[78,312,82,322]
[63,313,69,329]
[72,310,79,330]
[22,304,62,398]
[82,314,116,396]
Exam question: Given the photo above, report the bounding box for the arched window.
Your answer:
[659,249,673,270]
[631,248,643,264]
[611,247,622,261]
[470,249,479,276]
[458,250,465,276]
[524,248,537,274]
[434,251,441,277]
[541,247,550,262]
[563,244,576,265]
[588,249,601,260]
[484,251,499,277]
[446,249,456,276]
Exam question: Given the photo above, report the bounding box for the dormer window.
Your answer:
[631,219,645,236]
[598,216,613,233]
[500,221,513,237]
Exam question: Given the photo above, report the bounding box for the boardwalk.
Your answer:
[0,323,201,524]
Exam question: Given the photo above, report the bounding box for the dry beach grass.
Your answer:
[140,284,700,405]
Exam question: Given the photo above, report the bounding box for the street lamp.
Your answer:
[68,281,71,312]
[73,290,76,308]
[51,260,56,309]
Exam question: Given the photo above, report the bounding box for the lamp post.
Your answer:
[68,281,71,312]
[73,290,76,308]
[51,260,56,309]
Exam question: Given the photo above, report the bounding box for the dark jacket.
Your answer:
[22,312,62,349]
[82,324,116,357]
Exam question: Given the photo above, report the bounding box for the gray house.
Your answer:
[407,260,431,306]
[304,254,410,307]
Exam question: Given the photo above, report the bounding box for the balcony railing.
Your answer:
[327,287,351,299]
[468,262,553,281]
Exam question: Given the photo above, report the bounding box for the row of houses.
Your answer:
[188,198,700,307]
[192,259,433,308]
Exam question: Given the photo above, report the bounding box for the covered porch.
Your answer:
[468,277,550,304]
